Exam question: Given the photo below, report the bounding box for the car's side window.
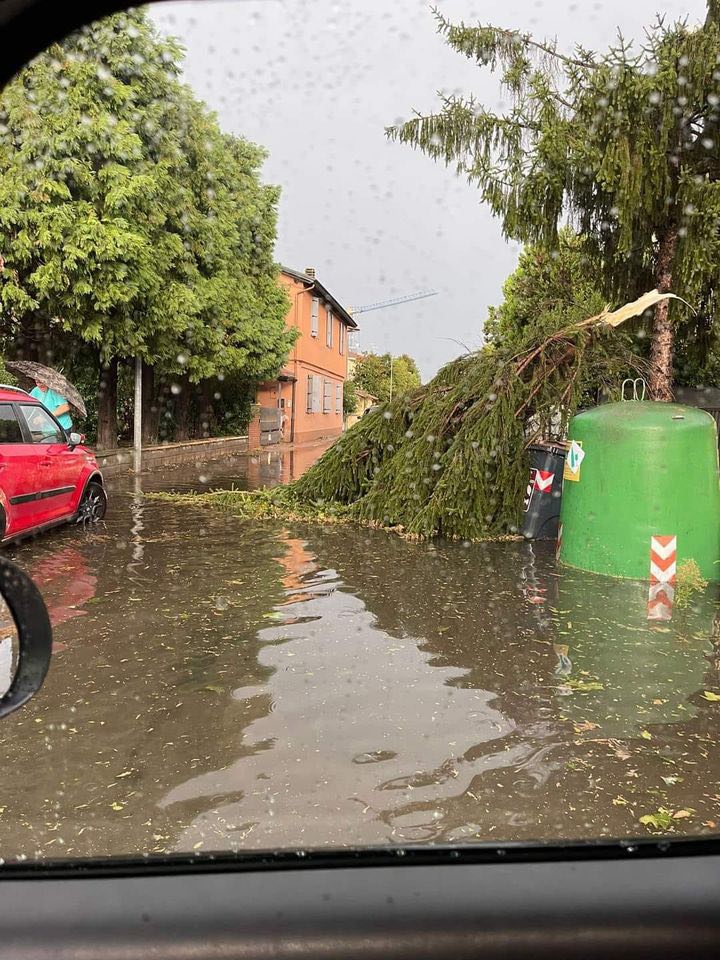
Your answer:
[17,405,64,445]
[0,405,23,444]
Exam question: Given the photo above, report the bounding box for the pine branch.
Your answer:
[431,7,597,72]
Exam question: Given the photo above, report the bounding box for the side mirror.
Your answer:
[0,558,52,719]
[68,432,83,449]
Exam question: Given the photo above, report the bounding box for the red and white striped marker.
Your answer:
[556,522,563,560]
[533,469,554,493]
[650,535,677,584]
[648,535,677,620]
[648,582,675,621]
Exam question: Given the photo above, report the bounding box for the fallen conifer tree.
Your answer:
[153,291,680,541]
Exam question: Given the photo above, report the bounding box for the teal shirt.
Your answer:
[29,386,73,431]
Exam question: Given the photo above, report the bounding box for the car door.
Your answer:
[0,402,42,536]
[16,403,78,521]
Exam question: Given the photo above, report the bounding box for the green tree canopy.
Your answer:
[352,352,421,402]
[388,5,720,399]
[0,10,292,401]
[485,229,605,348]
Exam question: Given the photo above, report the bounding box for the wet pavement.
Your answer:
[0,444,719,858]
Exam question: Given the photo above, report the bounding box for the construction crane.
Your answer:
[349,289,438,316]
[347,289,438,402]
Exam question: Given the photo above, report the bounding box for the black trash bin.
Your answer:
[521,442,566,540]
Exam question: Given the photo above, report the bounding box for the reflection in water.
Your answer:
[0,457,717,858]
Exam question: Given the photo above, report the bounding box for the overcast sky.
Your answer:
[151,0,707,380]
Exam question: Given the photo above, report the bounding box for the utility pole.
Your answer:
[133,355,142,474]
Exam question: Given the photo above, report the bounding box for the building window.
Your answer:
[336,383,342,414]
[311,297,319,337]
[326,308,333,348]
[307,374,322,413]
[323,379,332,414]
[339,322,345,355]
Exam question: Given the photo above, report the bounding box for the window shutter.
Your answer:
[339,323,345,355]
[323,379,332,414]
[306,375,314,413]
[313,376,322,413]
[336,383,342,414]
[311,298,319,337]
[326,309,333,347]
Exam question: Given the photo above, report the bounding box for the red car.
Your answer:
[0,384,106,543]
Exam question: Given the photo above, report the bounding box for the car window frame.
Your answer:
[0,6,719,927]
[15,402,68,446]
[0,402,28,446]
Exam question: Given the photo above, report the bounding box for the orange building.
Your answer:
[254,267,358,445]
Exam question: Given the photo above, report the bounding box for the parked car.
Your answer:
[0,384,106,543]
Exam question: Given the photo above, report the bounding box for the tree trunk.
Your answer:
[97,358,118,450]
[197,379,215,439]
[173,376,192,441]
[141,361,159,446]
[648,221,678,402]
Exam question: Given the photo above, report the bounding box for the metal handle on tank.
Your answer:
[621,378,647,402]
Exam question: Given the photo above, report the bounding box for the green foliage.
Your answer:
[0,357,14,385]
[485,230,605,347]
[171,304,645,542]
[639,807,674,831]
[343,378,358,416]
[288,303,646,540]
[387,6,720,387]
[675,558,709,608]
[147,486,354,526]
[0,10,292,386]
[352,352,422,402]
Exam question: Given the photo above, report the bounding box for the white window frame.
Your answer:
[326,307,333,348]
[311,297,319,338]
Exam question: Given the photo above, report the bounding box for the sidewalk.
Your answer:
[96,434,335,478]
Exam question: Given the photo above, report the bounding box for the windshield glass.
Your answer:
[0,0,718,861]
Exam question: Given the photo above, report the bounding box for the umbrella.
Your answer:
[5,361,87,419]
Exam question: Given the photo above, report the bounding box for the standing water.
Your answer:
[0,445,719,858]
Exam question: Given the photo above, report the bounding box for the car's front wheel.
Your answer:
[76,481,107,524]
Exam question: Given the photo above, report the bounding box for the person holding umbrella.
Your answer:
[5,361,87,434]
[29,380,72,432]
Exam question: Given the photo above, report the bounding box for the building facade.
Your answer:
[255,267,357,445]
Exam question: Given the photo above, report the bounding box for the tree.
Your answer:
[485,230,605,348]
[342,378,358,416]
[0,11,292,447]
[388,5,720,399]
[352,352,421,402]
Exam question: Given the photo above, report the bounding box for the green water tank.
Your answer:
[559,401,720,581]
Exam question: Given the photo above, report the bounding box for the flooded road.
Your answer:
[0,445,720,858]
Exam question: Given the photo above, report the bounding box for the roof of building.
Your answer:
[281,266,358,329]
[355,388,377,401]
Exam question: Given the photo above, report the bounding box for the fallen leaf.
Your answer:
[640,730,652,740]
[672,809,693,819]
[701,691,720,702]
